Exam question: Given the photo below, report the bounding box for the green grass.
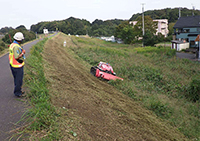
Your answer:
[155,42,172,47]
[134,46,176,56]
[15,38,60,140]
[69,36,200,140]
[15,35,199,140]
[0,40,6,51]
[0,39,9,56]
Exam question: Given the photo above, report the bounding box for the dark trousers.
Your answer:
[10,65,24,96]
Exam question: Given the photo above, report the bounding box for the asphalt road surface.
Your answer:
[176,52,196,60]
[0,39,42,140]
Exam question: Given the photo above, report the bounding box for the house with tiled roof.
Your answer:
[173,15,200,48]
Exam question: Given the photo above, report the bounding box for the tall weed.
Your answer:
[146,98,174,119]
[185,78,200,102]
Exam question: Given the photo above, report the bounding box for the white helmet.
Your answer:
[13,32,24,41]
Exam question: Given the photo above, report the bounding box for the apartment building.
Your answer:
[130,19,169,37]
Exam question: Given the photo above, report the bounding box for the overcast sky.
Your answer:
[1,0,200,29]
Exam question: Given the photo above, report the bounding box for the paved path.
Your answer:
[0,39,42,140]
[176,52,196,60]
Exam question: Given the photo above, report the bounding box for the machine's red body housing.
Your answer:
[90,62,123,81]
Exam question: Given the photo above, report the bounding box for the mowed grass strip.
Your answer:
[20,33,198,140]
[40,33,187,140]
[20,38,60,140]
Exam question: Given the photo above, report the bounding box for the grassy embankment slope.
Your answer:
[23,32,199,140]
[0,39,9,57]
[65,34,200,139]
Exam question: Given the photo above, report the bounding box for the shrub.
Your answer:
[0,46,4,51]
[0,42,5,47]
[0,42,6,51]
[185,78,200,102]
[134,46,176,57]
[187,105,200,118]
[2,29,36,44]
[148,100,174,119]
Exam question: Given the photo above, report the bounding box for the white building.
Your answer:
[154,19,169,37]
[171,40,189,51]
[130,19,169,37]
[101,36,115,42]
[43,28,49,35]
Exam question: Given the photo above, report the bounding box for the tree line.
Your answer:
[30,17,124,37]
[0,25,36,51]
[1,7,200,46]
[130,7,200,23]
[2,25,36,44]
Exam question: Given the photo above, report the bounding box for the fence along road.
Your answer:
[0,39,42,140]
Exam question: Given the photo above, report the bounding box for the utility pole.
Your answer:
[142,3,145,47]
[198,35,200,61]
[192,4,195,16]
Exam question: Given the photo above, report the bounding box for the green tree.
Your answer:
[129,8,200,23]
[133,16,157,40]
[163,22,175,41]
[16,25,27,30]
[91,19,123,37]
[115,21,135,44]
[143,30,156,46]
[168,22,175,35]
[30,17,122,37]
[0,27,14,34]
[155,33,165,43]
[2,29,36,44]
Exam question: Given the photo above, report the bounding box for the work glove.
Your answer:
[22,49,26,54]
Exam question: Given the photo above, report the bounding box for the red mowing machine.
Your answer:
[90,61,123,81]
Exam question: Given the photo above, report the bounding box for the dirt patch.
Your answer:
[43,33,187,140]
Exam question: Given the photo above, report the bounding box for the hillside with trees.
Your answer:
[29,7,200,38]
[115,16,167,45]
[129,7,200,23]
[91,19,124,36]
[31,17,91,35]
[1,7,200,47]
[2,25,36,44]
[28,7,200,45]
[0,25,36,52]
[0,27,14,34]
[115,7,200,45]
[30,17,123,37]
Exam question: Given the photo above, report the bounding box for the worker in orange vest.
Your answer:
[9,32,26,97]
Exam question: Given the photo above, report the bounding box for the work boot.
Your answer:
[16,91,26,97]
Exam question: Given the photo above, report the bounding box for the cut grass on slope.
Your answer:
[39,33,187,140]
[19,33,196,140]
[69,35,200,140]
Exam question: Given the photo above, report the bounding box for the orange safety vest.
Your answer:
[9,43,25,68]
